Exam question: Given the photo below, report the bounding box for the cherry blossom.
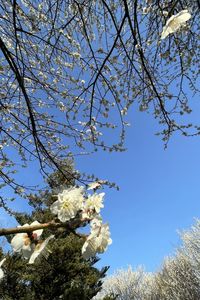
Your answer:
[87,181,104,190]
[161,9,191,39]
[90,215,103,229]
[2,186,112,268]
[81,193,105,219]
[82,223,112,259]
[11,221,43,259]
[50,186,84,222]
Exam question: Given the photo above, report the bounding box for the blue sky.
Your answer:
[1,96,200,275]
[0,103,200,274]
[75,101,200,274]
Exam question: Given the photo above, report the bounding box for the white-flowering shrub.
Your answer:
[93,266,155,300]
[154,253,200,300]
[93,219,200,300]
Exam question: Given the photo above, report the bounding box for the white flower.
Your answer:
[82,223,112,259]
[0,258,6,280]
[81,193,104,219]
[86,193,104,213]
[28,235,54,264]
[87,181,104,190]
[11,221,43,259]
[90,215,103,229]
[161,9,191,39]
[50,186,84,222]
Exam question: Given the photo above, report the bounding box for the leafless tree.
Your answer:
[0,0,199,204]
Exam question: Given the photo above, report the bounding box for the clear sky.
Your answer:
[75,100,200,274]
[1,95,200,276]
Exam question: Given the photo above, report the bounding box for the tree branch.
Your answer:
[0,218,88,237]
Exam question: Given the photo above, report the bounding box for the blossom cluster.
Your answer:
[0,184,111,280]
[50,185,112,259]
[11,221,54,264]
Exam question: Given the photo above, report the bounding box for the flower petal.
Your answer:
[31,221,43,238]
[90,215,103,230]
[161,9,191,39]
[173,10,191,24]
[0,258,6,267]
[82,238,98,259]
[28,235,54,264]
[85,193,104,214]
[11,233,26,252]
[0,268,4,280]
[87,182,102,190]
[50,200,61,215]
[82,223,112,259]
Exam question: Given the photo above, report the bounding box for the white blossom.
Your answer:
[28,235,54,264]
[85,193,104,213]
[92,266,154,300]
[50,186,84,222]
[11,221,43,259]
[82,223,112,259]
[87,181,104,190]
[161,9,191,39]
[90,215,103,229]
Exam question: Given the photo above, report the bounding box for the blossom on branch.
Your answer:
[81,193,105,219]
[161,9,191,39]
[50,186,84,222]
[11,221,54,264]
[87,181,105,190]
[6,186,112,265]
[11,221,43,259]
[82,223,112,259]
[90,215,103,229]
